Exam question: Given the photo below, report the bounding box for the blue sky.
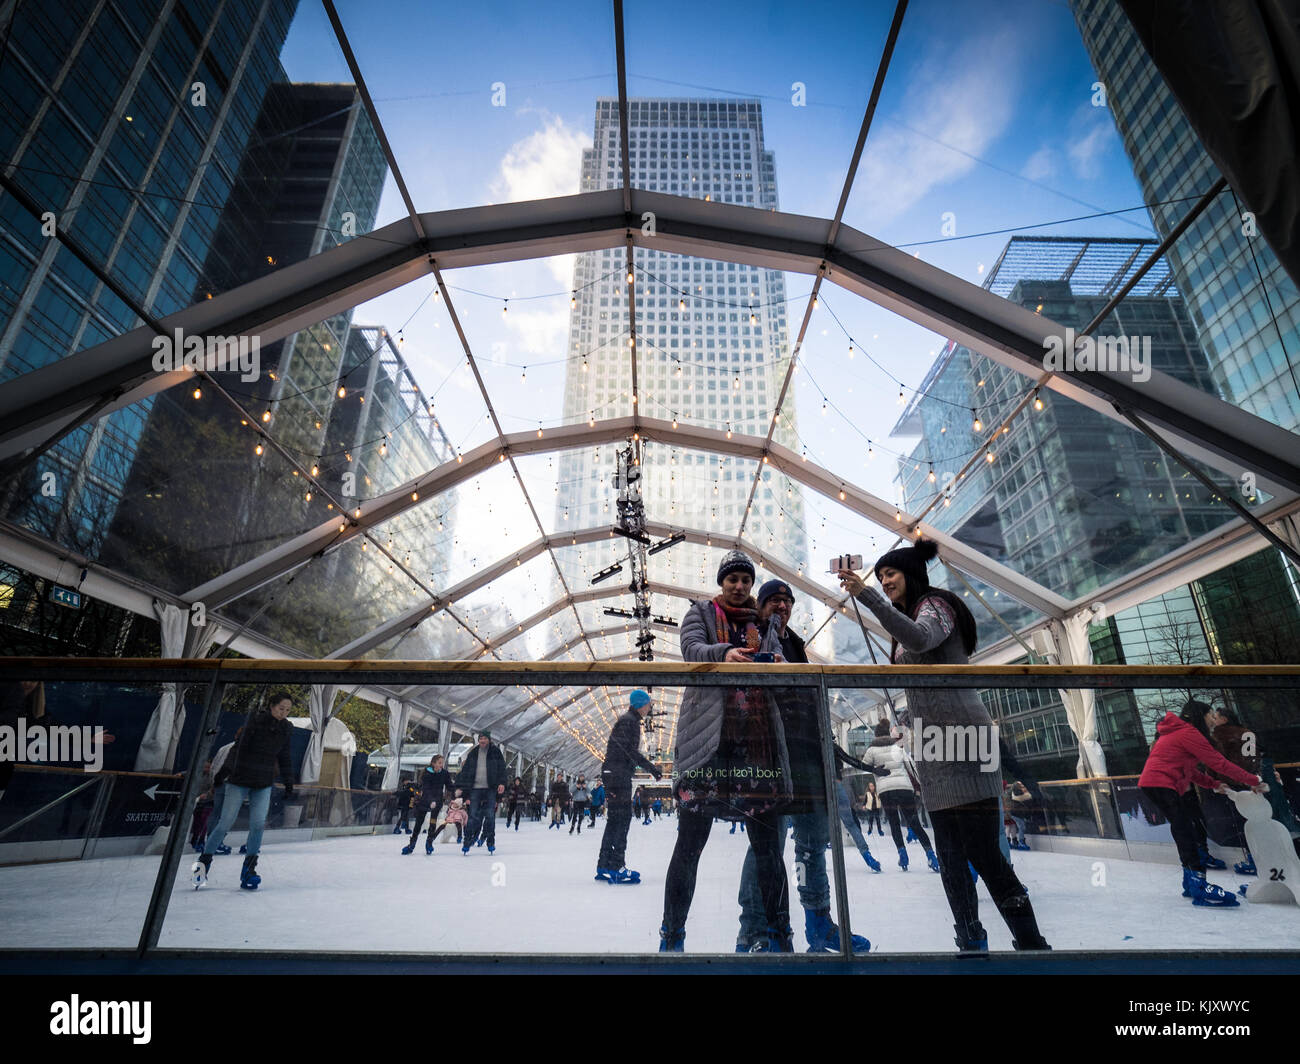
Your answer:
[276,0,1159,621]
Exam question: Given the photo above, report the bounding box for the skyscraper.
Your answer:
[94,80,389,601]
[0,0,300,557]
[556,99,807,630]
[891,236,1225,775]
[1069,0,1300,434]
[894,236,1222,607]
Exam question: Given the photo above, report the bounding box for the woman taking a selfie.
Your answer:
[839,538,1050,953]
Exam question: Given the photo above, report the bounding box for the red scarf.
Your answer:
[711,596,761,650]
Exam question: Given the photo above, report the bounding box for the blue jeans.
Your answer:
[464,788,497,847]
[738,808,830,942]
[204,783,272,857]
[836,781,872,857]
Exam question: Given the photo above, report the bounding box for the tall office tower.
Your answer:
[895,236,1222,607]
[1070,0,1300,433]
[891,236,1224,776]
[556,99,808,630]
[0,0,300,558]
[229,323,460,658]
[94,80,388,601]
[197,81,387,457]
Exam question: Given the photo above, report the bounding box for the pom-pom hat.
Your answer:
[873,538,940,594]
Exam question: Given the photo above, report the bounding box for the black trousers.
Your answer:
[507,802,521,829]
[1142,786,1203,870]
[864,807,883,833]
[929,798,1031,929]
[663,808,788,933]
[410,801,442,844]
[570,801,588,832]
[598,794,633,869]
[880,789,932,851]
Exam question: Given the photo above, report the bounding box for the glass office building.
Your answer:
[1071,0,1300,435]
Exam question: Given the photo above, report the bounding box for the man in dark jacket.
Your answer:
[596,689,662,883]
[195,691,296,890]
[548,774,570,829]
[735,581,873,952]
[404,754,454,854]
[395,778,418,834]
[455,731,506,854]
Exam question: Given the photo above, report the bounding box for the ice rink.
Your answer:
[3,817,1297,954]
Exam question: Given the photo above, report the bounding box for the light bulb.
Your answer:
[337,384,346,398]
[626,270,633,285]
[1034,392,1043,411]
[502,300,508,316]
[571,292,576,308]
[192,386,201,399]
[262,409,271,423]
[254,443,263,456]
[972,410,982,432]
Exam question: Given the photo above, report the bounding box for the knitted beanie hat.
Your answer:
[873,538,940,594]
[716,549,756,585]
[756,579,794,608]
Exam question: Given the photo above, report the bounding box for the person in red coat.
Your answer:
[1138,701,1266,907]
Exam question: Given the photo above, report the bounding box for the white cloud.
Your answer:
[504,301,570,358]
[492,116,592,290]
[1066,116,1111,180]
[1022,144,1058,182]
[854,26,1025,229]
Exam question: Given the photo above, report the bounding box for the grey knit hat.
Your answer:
[716,549,756,585]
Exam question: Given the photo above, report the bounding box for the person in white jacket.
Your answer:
[860,718,938,872]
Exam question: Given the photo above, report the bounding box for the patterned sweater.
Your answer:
[854,586,1001,812]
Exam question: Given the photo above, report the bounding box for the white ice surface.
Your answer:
[2,819,1297,954]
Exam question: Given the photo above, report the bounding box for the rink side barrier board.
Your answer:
[2,658,1299,690]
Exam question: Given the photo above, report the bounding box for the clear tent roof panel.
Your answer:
[333,3,618,215]
[838,1,1161,273]
[0,0,1296,754]
[619,6,887,223]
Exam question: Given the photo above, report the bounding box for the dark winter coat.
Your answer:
[1139,713,1259,794]
[455,743,507,791]
[674,599,791,781]
[602,709,659,785]
[762,621,825,808]
[549,778,570,806]
[225,709,294,791]
[853,586,998,811]
[397,780,417,809]
[415,766,453,809]
[507,782,528,806]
